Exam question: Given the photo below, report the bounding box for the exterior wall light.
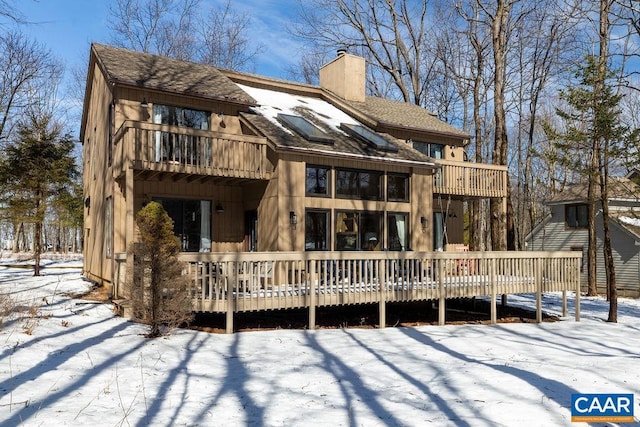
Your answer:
[421,216,428,231]
[216,203,224,213]
[140,98,148,108]
[290,211,297,225]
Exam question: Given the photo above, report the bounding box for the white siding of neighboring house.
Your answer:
[527,205,640,297]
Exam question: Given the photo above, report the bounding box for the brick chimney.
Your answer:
[319,49,366,103]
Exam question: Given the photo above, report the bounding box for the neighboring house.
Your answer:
[526,174,640,297]
[80,43,508,297]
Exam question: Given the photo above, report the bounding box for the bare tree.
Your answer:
[293,0,437,106]
[107,0,200,60]
[0,31,62,145]
[195,0,264,71]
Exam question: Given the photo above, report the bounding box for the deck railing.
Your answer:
[433,159,508,198]
[151,251,580,332]
[112,120,272,180]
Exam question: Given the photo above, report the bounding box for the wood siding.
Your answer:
[527,206,640,297]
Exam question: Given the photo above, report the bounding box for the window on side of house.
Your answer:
[153,198,211,252]
[152,104,210,164]
[305,210,330,250]
[335,169,383,200]
[565,204,588,228]
[306,165,331,196]
[387,174,409,201]
[413,141,444,159]
[335,211,383,251]
[388,213,409,251]
[105,196,113,258]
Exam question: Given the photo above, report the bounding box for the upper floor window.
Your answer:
[387,173,409,201]
[565,204,588,228]
[413,141,444,159]
[306,165,330,196]
[336,168,383,200]
[153,105,209,130]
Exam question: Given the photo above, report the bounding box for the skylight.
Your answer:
[277,113,334,144]
[340,123,398,153]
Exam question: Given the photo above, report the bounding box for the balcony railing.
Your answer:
[433,159,508,198]
[114,250,581,333]
[112,120,273,180]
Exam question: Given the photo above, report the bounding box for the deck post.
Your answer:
[309,259,316,330]
[378,259,386,328]
[574,258,581,321]
[226,273,234,334]
[536,258,543,323]
[438,258,445,325]
[490,258,497,324]
[562,290,567,317]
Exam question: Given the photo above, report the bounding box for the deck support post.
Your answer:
[309,260,316,330]
[562,290,567,317]
[226,268,234,334]
[574,259,581,321]
[438,258,445,325]
[490,258,497,324]
[378,259,386,328]
[536,258,543,323]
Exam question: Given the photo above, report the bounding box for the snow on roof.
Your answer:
[237,83,359,136]
[619,216,640,227]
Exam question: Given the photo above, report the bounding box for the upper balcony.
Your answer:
[112,121,273,182]
[433,159,508,198]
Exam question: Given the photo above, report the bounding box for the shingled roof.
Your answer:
[546,177,640,204]
[91,43,255,105]
[346,97,469,138]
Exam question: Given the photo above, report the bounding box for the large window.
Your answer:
[335,211,382,250]
[305,210,329,250]
[306,165,330,196]
[387,174,409,201]
[388,213,409,251]
[153,105,210,164]
[153,198,211,252]
[565,204,588,228]
[336,169,383,200]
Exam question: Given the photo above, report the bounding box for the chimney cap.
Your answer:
[336,48,347,56]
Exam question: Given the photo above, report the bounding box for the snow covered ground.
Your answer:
[0,259,638,426]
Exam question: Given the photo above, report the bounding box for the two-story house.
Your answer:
[81,43,507,290]
[526,173,640,297]
[79,43,586,333]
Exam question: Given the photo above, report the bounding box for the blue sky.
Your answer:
[17,0,303,80]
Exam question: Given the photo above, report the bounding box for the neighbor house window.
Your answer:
[388,213,409,251]
[335,211,382,250]
[387,174,409,201]
[306,165,330,196]
[153,104,210,165]
[305,210,329,250]
[335,169,383,200]
[153,198,211,252]
[565,204,588,228]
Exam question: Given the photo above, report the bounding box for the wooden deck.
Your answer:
[112,120,273,182]
[433,159,508,198]
[149,251,582,333]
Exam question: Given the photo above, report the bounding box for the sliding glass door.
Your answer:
[153,198,211,252]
